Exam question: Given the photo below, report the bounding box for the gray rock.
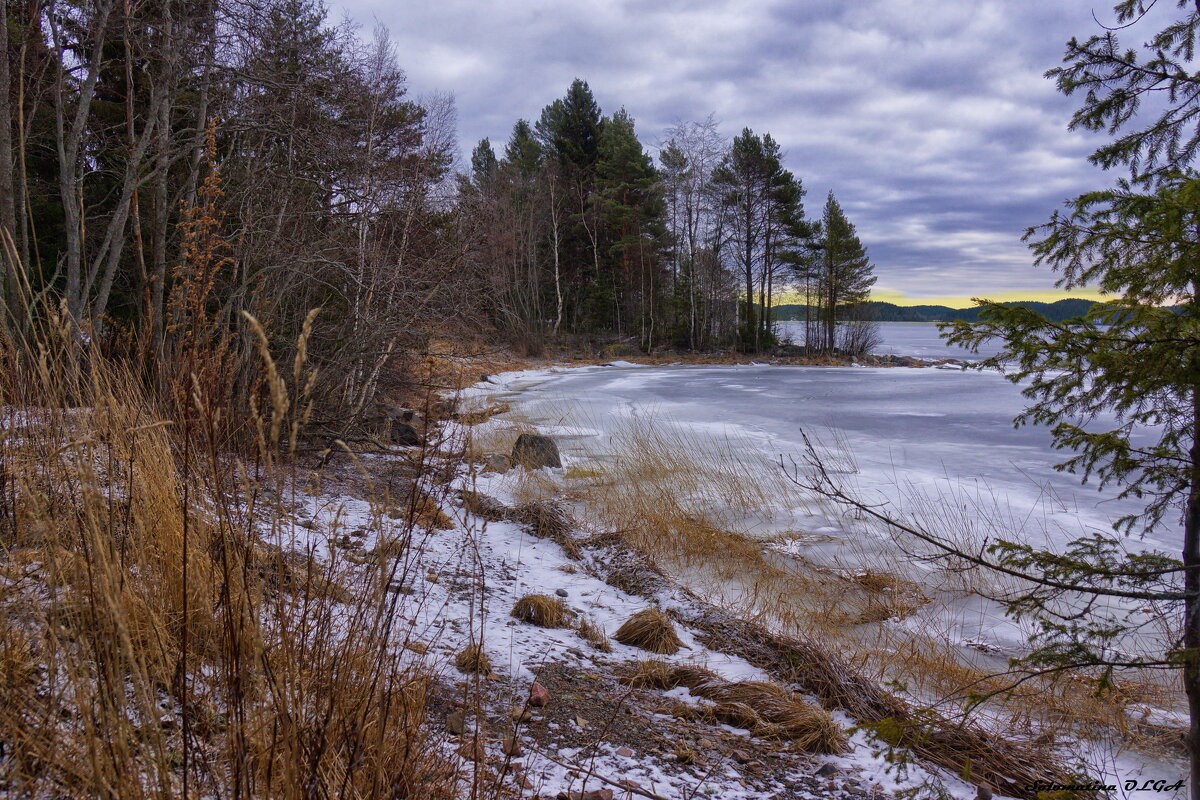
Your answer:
[556,588,569,597]
[815,763,839,777]
[511,433,561,469]
[392,421,421,446]
[397,407,416,422]
[976,787,993,800]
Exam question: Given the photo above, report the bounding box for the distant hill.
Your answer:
[771,298,1101,323]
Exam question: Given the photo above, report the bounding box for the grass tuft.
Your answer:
[614,609,684,655]
[454,643,491,674]
[576,616,612,652]
[511,594,572,628]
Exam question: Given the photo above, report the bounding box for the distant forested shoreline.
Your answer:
[772,298,1106,323]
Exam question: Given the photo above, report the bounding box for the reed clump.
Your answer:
[511,594,572,628]
[619,660,846,754]
[577,616,612,652]
[455,643,492,674]
[614,608,684,655]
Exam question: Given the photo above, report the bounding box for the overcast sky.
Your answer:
[331,0,1139,305]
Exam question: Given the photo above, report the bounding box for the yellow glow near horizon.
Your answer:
[771,287,1109,308]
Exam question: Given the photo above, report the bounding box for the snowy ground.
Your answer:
[457,360,1187,798]
[278,447,1007,799]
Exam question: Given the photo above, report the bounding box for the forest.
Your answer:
[0,0,878,428]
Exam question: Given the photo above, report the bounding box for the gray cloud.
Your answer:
[332,0,1133,300]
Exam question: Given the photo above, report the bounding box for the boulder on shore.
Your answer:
[391,421,421,446]
[511,433,561,469]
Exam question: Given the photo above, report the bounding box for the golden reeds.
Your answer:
[455,643,492,674]
[511,594,572,628]
[614,609,683,655]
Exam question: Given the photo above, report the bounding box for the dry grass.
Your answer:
[456,401,511,426]
[704,682,846,753]
[455,643,492,674]
[577,616,612,652]
[511,594,572,628]
[620,660,846,754]
[509,499,581,559]
[687,609,1080,799]
[0,306,456,799]
[614,608,684,655]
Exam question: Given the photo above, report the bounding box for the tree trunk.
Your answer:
[0,0,15,325]
[1185,384,1200,799]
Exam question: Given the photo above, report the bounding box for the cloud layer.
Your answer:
[333,0,1131,301]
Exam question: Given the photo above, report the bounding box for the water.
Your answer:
[775,320,1007,360]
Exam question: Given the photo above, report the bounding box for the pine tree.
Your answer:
[470,138,499,187]
[535,80,604,330]
[595,108,667,346]
[812,191,875,354]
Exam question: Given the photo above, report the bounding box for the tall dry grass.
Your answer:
[0,301,458,798]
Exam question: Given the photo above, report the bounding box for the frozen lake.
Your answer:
[480,362,1179,655]
[497,362,1169,550]
[776,320,1006,360]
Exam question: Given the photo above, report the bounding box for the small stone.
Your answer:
[556,588,569,597]
[573,714,587,728]
[502,737,523,756]
[528,682,550,707]
[615,746,634,757]
[697,738,714,749]
[446,711,466,735]
[815,763,839,778]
